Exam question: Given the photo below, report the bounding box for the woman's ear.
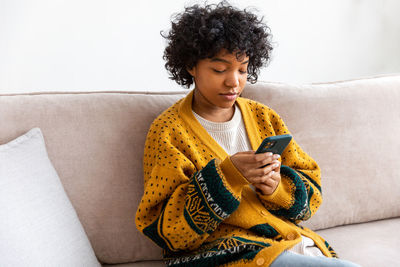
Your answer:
[187,66,195,77]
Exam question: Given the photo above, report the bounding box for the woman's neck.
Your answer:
[192,89,235,122]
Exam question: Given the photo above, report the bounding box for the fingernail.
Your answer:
[273,164,279,168]
[267,152,273,156]
[274,154,280,159]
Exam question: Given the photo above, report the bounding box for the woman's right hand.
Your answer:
[230,151,281,192]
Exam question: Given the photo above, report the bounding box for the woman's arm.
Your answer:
[256,110,322,223]
[135,129,249,252]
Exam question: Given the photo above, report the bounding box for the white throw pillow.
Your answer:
[0,128,100,267]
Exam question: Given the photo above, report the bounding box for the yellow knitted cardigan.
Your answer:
[136,90,336,267]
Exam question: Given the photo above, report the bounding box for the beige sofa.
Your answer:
[0,75,399,267]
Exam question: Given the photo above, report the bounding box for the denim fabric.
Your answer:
[270,251,362,267]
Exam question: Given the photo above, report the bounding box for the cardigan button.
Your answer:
[256,257,265,266]
[287,233,296,240]
[260,210,268,216]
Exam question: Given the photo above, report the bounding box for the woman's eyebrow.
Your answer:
[210,58,249,65]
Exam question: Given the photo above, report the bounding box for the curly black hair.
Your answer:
[162,1,273,88]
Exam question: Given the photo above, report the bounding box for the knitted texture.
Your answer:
[164,237,271,267]
[184,159,240,235]
[249,224,280,239]
[193,104,252,155]
[136,90,336,266]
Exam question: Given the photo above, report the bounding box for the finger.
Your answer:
[254,152,274,163]
[254,170,281,185]
[230,152,259,170]
[241,152,268,165]
[246,160,279,181]
[250,175,267,184]
[269,174,281,191]
[231,153,278,180]
[258,153,282,168]
[270,160,281,171]
[257,158,274,168]
[256,153,280,166]
[257,163,279,177]
[254,183,274,195]
[242,153,274,169]
[250,171,274,184]
[273,154,281,160]
[266,176,278,188]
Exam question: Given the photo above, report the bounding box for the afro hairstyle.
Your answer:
[162,1,273,88]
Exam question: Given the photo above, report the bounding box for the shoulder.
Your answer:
[237,97,281,120]
[147,98,184,132]
[237,96,290,136]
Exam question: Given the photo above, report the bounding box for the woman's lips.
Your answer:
[220,93,238,101]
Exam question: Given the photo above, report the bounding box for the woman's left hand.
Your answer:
[252,158,281,195]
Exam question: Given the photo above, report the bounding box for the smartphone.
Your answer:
[255,134,292,155]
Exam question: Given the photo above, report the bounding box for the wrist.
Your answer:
[254,180,280,196]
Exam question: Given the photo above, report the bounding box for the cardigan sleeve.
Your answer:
[257,109,322,223]
[135,123,249,252]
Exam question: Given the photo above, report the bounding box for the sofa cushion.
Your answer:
[102,221,400,267]
[242,75,400,230]
[316,217,400,267]
[0,91,187,264]
[0,128,100,267]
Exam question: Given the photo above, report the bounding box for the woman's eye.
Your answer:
[213,69,225,73]
[212,68,247,74]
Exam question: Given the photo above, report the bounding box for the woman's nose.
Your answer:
[224,72,240,88]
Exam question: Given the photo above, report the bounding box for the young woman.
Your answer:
[136,2,361,266]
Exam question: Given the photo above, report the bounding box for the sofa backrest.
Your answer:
[0,91,185,264]
[1,75,400,264]
[242,75,400,231]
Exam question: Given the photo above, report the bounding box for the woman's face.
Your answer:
[188,49,249,111]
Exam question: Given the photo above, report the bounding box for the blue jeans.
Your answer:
[270,251,362,267]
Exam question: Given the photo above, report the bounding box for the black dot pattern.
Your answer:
[135,96,330,264]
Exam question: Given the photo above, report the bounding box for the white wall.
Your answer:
[1,0,400,93]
